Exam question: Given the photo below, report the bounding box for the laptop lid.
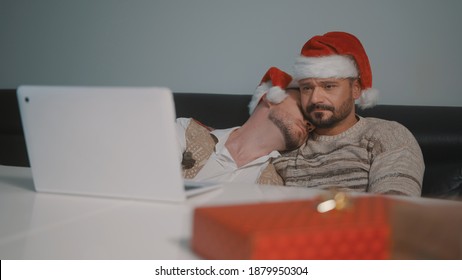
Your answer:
[17,85,189,202]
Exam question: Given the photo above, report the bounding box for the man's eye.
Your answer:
[324,84,336,90]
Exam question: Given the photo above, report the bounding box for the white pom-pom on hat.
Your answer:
[358,88,379,109]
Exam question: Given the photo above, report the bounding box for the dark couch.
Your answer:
[1,89,461,199]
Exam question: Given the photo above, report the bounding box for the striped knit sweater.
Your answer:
[273,116,424,196]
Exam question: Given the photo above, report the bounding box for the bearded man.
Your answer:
[274,32,424,196]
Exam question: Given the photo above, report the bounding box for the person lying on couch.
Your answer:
[176,67,313,185]
[274,31,425,196]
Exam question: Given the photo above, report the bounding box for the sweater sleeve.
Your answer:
[367,121,425,196]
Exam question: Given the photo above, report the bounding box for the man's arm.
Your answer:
[368,122,425,196]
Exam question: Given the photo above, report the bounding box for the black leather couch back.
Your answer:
[174,93,251,128]
[2,90,461,199]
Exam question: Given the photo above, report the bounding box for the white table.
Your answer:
[0,165,334,259]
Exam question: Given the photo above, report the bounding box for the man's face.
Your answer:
[298,78,360,129]
[268,89,312,150]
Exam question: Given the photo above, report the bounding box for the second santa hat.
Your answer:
[248,67,297,114]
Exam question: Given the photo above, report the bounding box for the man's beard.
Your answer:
[305,96,354,129]
[268,111,302,151]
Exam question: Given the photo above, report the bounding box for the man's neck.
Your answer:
[225,118,284,167]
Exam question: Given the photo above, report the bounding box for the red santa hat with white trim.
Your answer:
[248,67,297,114]
[294,31,379,109]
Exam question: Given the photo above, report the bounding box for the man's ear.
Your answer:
[352,79,362,100]
[306,121,315,132]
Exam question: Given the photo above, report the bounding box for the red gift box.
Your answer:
[192,196,391,259]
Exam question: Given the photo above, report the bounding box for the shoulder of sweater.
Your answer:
[361,117,413,135]
[360,117,420,150]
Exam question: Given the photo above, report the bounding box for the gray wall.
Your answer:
[1,0,462,106]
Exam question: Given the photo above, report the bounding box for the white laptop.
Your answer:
[17,85,221,202]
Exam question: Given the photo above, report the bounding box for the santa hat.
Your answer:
[294,31,379,109]
[248,67,297,114]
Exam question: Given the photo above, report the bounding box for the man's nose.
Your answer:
[310,86,324,103]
